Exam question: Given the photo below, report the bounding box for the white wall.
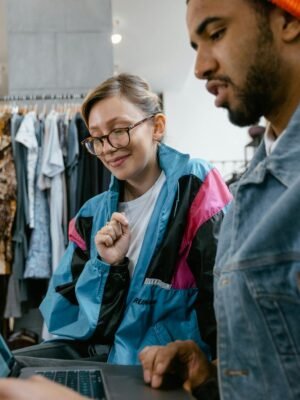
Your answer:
[164,69,250,178]
[0,0,8,95]
[5,0,113,95]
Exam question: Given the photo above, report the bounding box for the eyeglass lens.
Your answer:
[87,128,129,155]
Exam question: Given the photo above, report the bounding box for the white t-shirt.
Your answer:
[264,122,286,156]
[118,171,166,277]
[15,111,38,228]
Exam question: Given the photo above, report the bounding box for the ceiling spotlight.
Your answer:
[111,33,122,45]
[111,19,122,45]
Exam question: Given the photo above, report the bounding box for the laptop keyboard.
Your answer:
[35,369,106,399]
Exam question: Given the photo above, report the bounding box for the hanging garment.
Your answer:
[57,114,68,246]
[24,117,51,279]
[75,113,110,211]
[10,112,28,279]
[4,112,31,318]
[65,115,79,221]
[39,111,65,273]
[0,275,9,318]
[0,112,17,275]
[15,111,38,229]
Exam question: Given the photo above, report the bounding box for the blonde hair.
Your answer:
[81,73,162,126]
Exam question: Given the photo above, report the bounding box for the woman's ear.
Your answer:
[152,113,166,142]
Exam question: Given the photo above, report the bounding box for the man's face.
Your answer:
[186,0,282,127]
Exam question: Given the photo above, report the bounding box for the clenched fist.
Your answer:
[95,212,130,266]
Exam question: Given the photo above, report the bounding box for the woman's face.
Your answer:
[87,95,164,186]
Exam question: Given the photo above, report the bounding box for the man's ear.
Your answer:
[152,113,166,142]
[280,11,300,42]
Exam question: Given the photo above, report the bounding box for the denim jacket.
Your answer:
[215,104,300,400]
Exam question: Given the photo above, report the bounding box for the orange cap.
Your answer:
[271,0,300,19]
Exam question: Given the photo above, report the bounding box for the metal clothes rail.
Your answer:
[0,93,86,101]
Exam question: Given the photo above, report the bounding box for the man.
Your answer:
[140,0,300,399]
[0,0,299,399]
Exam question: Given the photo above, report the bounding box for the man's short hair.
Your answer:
[245,0,276,15]
[186,0,275,15]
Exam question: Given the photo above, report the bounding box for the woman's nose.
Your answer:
[101,137,115,153]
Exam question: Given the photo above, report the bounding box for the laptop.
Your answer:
[0,334,192,400]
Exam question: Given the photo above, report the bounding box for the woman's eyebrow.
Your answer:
[89,116,131,131]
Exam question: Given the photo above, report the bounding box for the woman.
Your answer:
[40,73,232,365]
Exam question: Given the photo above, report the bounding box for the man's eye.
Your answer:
[210,29,225,41]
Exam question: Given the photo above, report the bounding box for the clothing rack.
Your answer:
[210,159,247,169]
[210,159,245,166]
[210,159,246,182]
[0,93,86,102]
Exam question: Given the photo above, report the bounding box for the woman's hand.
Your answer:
[0,376,86,400]
[95,212,130,265]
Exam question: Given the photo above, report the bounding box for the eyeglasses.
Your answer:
[81,114,156,156]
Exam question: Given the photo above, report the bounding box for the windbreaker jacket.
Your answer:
[215,104,300,400]
[40,143,232,365]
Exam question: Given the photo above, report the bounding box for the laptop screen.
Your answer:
[0,334,14,377]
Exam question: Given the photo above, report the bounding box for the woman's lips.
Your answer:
[107,154,130,168]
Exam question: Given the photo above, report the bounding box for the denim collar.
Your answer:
[232,103,300,190]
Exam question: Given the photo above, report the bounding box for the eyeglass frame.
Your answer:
[81,114,157,156]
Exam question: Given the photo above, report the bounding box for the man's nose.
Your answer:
[194,47,217,80]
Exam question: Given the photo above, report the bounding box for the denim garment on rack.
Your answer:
[24,118,51,279]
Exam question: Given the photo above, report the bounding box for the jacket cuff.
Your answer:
[97,255,130,270]
[111,257,130,269]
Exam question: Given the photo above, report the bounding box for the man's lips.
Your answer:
[106,154,130,168]
[206,80,229,107]
[206,80,228,95]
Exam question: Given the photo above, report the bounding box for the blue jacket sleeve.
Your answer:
[40,210,130,342]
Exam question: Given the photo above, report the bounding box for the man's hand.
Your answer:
[95,212,130,265]
[0,376,86,400]
[139,340,217,392]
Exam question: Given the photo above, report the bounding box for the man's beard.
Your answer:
[225,22,282,127]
